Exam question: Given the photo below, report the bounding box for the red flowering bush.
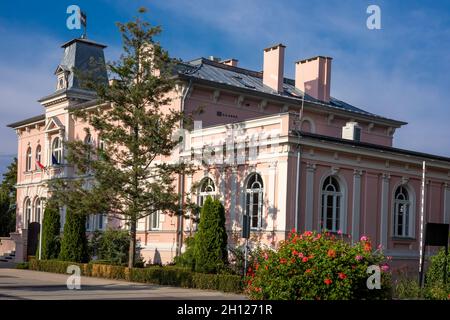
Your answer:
[246,231,392,300]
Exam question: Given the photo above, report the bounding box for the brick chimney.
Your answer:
[263,44,285,93]
[295,56,332,102]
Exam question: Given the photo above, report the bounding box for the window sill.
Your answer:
[391,236,416,242]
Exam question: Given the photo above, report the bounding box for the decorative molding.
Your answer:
[333,152,339,160]
[306,162,316,172]
[281,104,289,112]
[381,173,391,180]
[259,99,268,111]
[401,176,409,185]
[353,169,363,176]
[356,155,361,164]
[368,122,374,133]
[385,160,390,168]
[331,166,340,175]
[212,89,220,103]
[237,95,245,107]
[327,114,334,125]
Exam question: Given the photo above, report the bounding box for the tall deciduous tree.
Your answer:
[194,197,228,273]
[49,8,194,267]
[0,158,17,236]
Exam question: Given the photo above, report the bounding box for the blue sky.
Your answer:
[1,0,450,177]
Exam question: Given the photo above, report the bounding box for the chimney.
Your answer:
[263,43,286,93]
[295,56,332,102]
[221,58,239,67]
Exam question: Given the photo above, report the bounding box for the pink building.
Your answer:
[6,38,450,273]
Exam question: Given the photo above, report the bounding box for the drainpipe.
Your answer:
[176,80,193,257]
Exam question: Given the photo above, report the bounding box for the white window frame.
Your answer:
[149,211,160,231]
[34,198,42,223]
[25,147,32,172]
[321,176,342,233]
[52,137,63,165]
[393,185,412,238]
[198,177,217,207]
[24,198,32,228]
[245,173,264,230]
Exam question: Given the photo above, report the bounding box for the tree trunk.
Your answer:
[128,219,137,268]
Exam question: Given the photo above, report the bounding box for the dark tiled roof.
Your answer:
[295,131,450,164]
[7,114,45,128]
[177,58,406,126]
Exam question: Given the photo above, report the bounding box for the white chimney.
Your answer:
[263,44,286,93]
[342,121,361,142]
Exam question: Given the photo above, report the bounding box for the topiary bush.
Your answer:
[59,209,89,263]
[41,203,61,260]
[246,230,392,300]
[194,197,228,274]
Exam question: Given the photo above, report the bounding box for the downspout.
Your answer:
[176,79,193,257]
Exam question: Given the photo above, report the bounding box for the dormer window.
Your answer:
[57,73,66,90]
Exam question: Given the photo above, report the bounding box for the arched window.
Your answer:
[245,173,264,230]
[321,176,342,232]
[34,198,42,223]
[52,137,62,165]
[35,145,42,170]
[198,177,216,207]
[24,198,32,228]
[25,147,32,172]
[394,186,411,237]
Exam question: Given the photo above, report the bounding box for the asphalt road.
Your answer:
[0,268,246,300]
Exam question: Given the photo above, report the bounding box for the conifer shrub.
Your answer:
[41,203,61,260]
[194,197,228,274]
[59,209,89,263]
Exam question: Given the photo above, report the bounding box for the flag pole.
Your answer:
[418,160,426,287]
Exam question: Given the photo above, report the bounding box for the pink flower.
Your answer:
[324,278,332,286]
[355,255,363,261]
[360,235,368,242]
[381,264,390,272]
[337,230,343,235]
[264,252,269,260]
[298,252,304,258]
[338,272,347,280]
[387,256,392,261]
[302,257,309,263]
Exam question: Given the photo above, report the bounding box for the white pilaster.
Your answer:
[380,173,390,248]
[268,162,277,231]
[444,183,450,224]
[230,167,238,231]
[351,169,362,241]
[276,160,288,233]
[305,163,316,231]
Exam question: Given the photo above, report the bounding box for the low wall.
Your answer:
[0,237,15,256]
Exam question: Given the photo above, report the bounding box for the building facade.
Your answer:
[7,38,450,272]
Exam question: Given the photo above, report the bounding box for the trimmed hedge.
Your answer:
[28,259,243,294]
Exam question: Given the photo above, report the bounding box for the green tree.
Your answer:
[48,7,194,268]
[0,158,17,236]
[40,203,61,259]
[59,208,88,263]
[194,197,228,273]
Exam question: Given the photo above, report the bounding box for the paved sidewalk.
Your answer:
[0,268,246,300]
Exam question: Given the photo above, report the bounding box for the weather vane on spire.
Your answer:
[80,10,87,38]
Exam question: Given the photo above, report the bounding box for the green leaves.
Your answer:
[59,208,89,263]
